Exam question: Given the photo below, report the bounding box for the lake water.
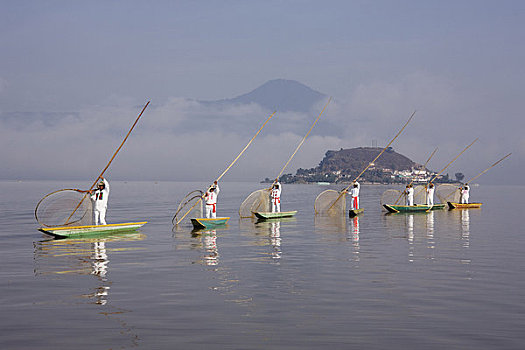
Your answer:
[1,180,524,349]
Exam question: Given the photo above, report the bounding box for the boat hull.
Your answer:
[447,202,483,209]
[383,204,432,213]
[39,221,147,238]
[191,217,230,229]
[348,208,364,218]
[253,211,297,220]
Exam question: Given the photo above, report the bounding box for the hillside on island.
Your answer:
[266,147,451,184]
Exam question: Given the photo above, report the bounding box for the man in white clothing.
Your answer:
[426,183,435,206]
[90,177,110,225]
[460,184,470,204]
[405,184,414,206]
[349,181,360,210]
[271,180,281,213]
[205,181,220,218]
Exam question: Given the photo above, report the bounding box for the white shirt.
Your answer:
[350,182,360,198]
[271,182,281,199]
[205,184,220,205]
[90,178,110,211]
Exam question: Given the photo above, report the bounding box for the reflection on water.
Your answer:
[349,216,360,263]
[406,214,415,262]
[426,211,436,260]
[202,230,219,266]
[33,233,146,347]
[269,221,281,261]
[461,210,470,248]
[314,213,348,235]
[34,232,145,304]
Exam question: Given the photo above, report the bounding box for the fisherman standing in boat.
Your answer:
[271,179,281,213]
[349,181,360,210]
[89,177,110,225]
[405,184,414,206]
[205,181,220,218]
[426,182,435,206]
[460,183,470,204]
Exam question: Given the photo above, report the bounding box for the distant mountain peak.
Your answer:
[203,79,327,113]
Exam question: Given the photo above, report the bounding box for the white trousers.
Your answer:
[426,195,434,205]
[272,199,280,213]
[206,204,217,218]
[350,196,359,210]
[94,208,107,225]
[461,194,469,204]
[406,195,414,206]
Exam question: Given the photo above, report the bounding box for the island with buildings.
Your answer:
[264,147,457,185]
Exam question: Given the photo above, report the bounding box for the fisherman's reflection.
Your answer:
[425,211,436,260]
[349,216,360,262]
[90,241,110,305]
[406,214,414,262]
[202,230,219,266]
[269,221,281,261]
[461,209,470,249]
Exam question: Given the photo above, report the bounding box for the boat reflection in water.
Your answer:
[33,232,146,347]
[34,232,146,305]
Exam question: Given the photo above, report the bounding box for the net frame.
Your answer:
[314,189,346,216]
[35,189,94,227]
[436,184,461,204]
[172,190,204,225]
[239,188,271,218]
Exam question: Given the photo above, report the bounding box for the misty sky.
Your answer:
[1,0,523,184]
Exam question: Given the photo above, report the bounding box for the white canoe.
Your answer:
[39,221,147,238]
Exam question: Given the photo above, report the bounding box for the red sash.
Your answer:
[206,203,216,213]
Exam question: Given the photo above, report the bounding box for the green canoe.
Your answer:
[253,211,297,220]
[191,217,230,229]
[383,204,432,213]
[38,221,147,238]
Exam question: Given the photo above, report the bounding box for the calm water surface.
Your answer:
[1,181,524,349]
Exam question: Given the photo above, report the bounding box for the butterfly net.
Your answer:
[436,184,461,204]
[239,189,271,218]
[380,189,403,206]
[314,189,346,216]
[172,190,204,225]
[35,189,93,227]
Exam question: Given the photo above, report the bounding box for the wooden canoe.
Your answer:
[383,204,432,213]
[348,208,364,218]
[39,221,147,238]
[253,211,297,220]
[447,202,483,210]
[191,217,230,229]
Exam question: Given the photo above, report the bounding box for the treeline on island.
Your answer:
[263,147,458,184]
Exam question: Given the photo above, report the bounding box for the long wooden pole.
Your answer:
[464,153,512,184]
[274,97,331,181]
[326,110,416,212]
[429,138,478,183]
[175,110,277,225]
[65,101,150,224]
[349,110,416,191]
